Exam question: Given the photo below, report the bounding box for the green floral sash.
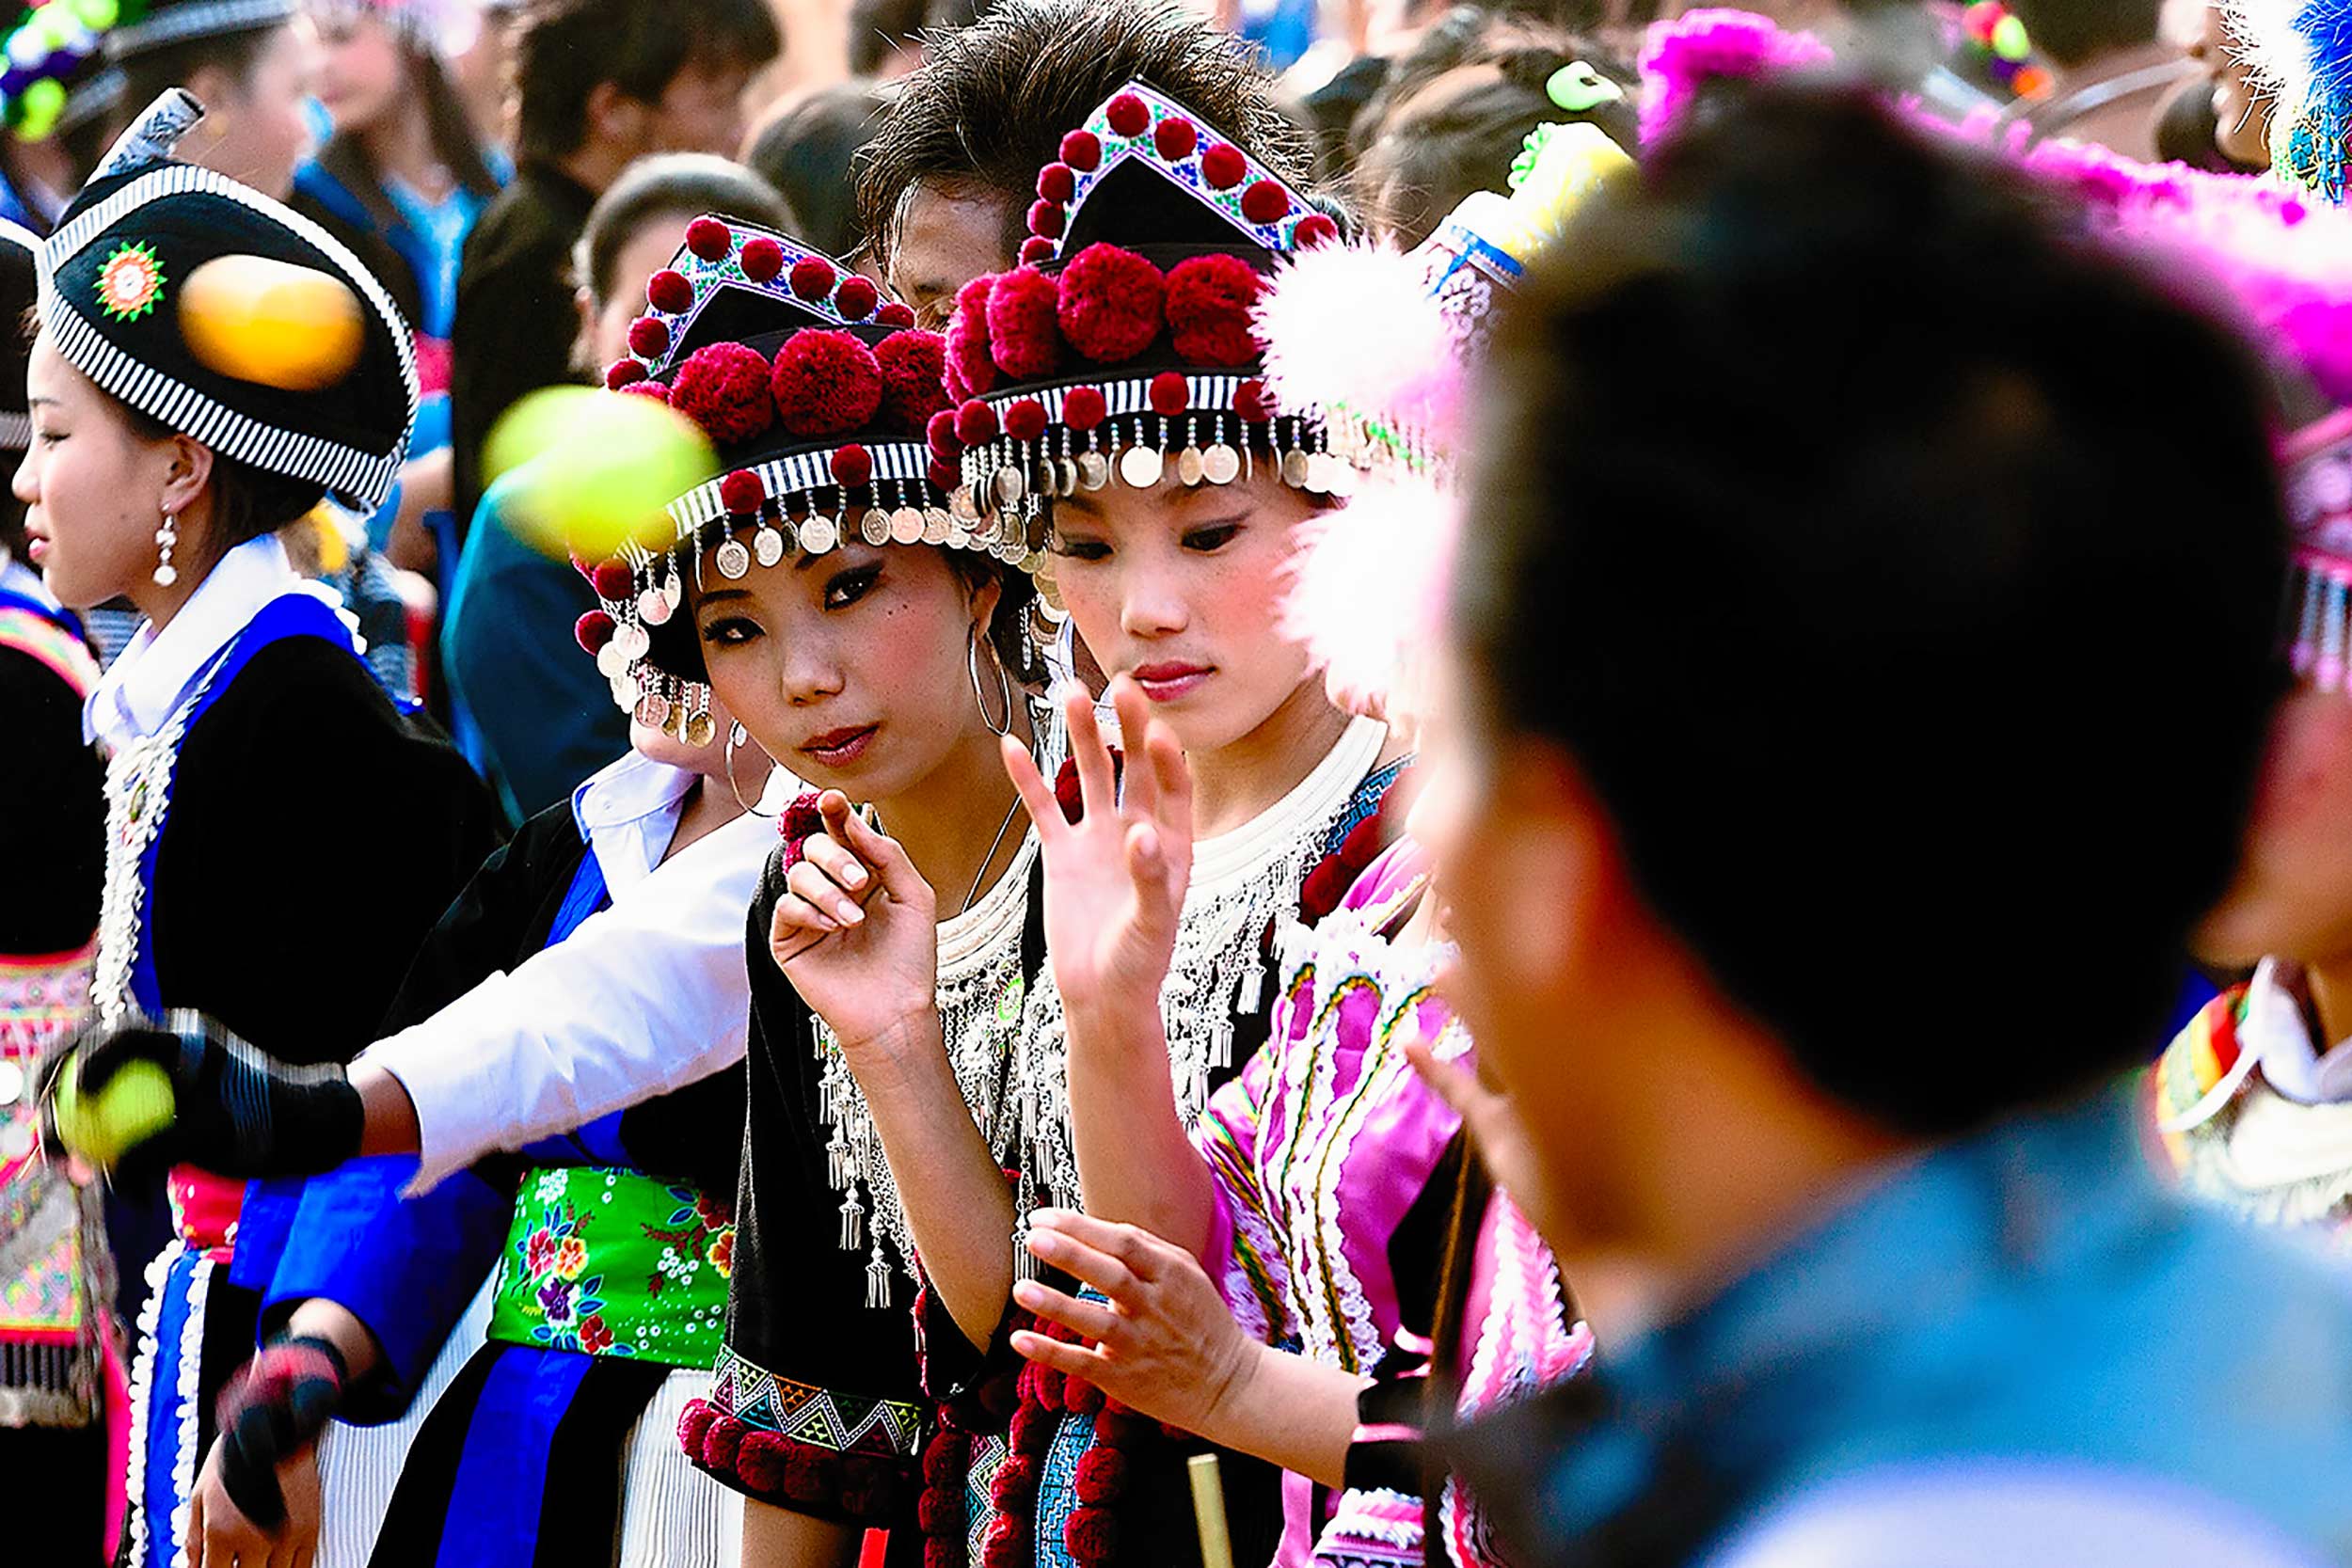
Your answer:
[487,1166,735,1371]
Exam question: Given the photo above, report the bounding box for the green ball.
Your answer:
[52,1058,174,1170]
[1992,14,2031,62]
[74,0,120,27]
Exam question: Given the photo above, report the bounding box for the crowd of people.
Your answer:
[8,0,2352,1565]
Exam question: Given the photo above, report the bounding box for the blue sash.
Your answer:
[0,584,86,642]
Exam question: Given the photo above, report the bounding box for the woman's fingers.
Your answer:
[1003,733,1061,836]
[1022,1226,1144,1303]
[1009,1328,1106,1380]
[1029,1207,1171,1278]
[835,802,934,911]
[1010,1278,1120,1340]
[1106,677,1156,822]
[1142,719,1192,847]
[1066,686,1118,816]
[786,859,866,928]
[770,894,841,952]
[798,830,871,898]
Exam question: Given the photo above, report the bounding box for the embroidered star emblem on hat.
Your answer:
[95,240,163,321]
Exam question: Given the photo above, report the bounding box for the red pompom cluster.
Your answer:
[671,341,776,445]
[740,237,785,282]
[1234,378,1274,424]
[1294,213,1341,248]
[1240,179,1293,227]
[777,789,826,871]
[591,560,634,600]
[1003,399,1048,442]
[646,269,693,313]
[1165,254,1263,367]
[954,400,999,446]
[771,329,883,436]
[876,329,950,434]
[1020,236,1057,266]
[1057,244,1164,363]
[719,468,767,515]
[831,443,873,489]
[1060,129,1102,171]
[1148,372,1189,417]
[1152,117,1197,160]
[1026,199,1065,241]
[604,357,646,390]
[627,315,670,357]
[1061,385,1107,432]
[987,267,1063,379]
[678,1397,903,1521]
[927,407,963,461]
[1038,162,1076,204]
[1105,93,1151,137]
[789,255,838,302]
[1200,143,1247,190]
[946,276,997,401]
[619,380,672,404]
[686,216,733,261]
[877,301,916,327]
[836,276,881,321]
[573,610,614,653]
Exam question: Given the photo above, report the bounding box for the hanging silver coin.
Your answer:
[890,507,926,545]
[638,587,671,626]
[1077,451,1112,490]
[994,465,1025,507]
[716,536,752,578]
[1119,445,1165,488]
[596,640,629,679]
[1036,458,1057,498]
[950,484,981,523]
[754,523,786,568]
[802,514,839,554]
[610,673,639,709]
[684,711,717,747]
[922,508,951,545]
[662,567,684,610]
[1176,447,1205,486]
[634,690,672,728]
[1057,458,1079,496]
[1280,448,1312,486]
[860,507,891,546]
[663,701,686,738]
[1201,444,1241,484]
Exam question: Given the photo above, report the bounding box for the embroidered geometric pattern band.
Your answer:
[104,0,297,57]
[700,1344,923,1457]
[668,439,937,529]
[38,286,404,509]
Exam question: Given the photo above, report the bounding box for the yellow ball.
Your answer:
[485,385,717,562]
[51,1057,174,1171]
[179,254,366,392]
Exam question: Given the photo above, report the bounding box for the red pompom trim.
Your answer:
[1241,179,1293,226]
[1057,244,1165,363]
[976,1370,1021,1422]
[1027,199,1066,240]
[1148,372,1190,417]
[831,443,873,489]
[671,341,776,445]
[574,610,615,654]
[923,1428,970,1483]
[927,407,964,460]
[987,266,1063,378]
[604,357,647,389]
[876,329,950,434]
[954,399,999,446]
[981,1516,1032,1568]
[836,276,881,320]
[1165,254,1263,367]
[877,301,916,326]
[686,216,733,261]
[740,237,785,282]
[1294,213,1341,249]
[1021,236,1057,266]
[1030,1364,1066,1413]
[736,1432,791,1494]
[591,561,634,600]
[720,468,767,515]
[1073,1446,1127,1503]
[1063,1506,1120,1566]
[771,329,884,436]
[1065,1377,1105,1417]
[916,1487,961,1534]
[646,269,693,313]
[1234,378,1273,423]
[840,1455,900,1521]
[1105,93,1151,137]
[1003,399,1048,442]
[619,380,671,404]
[929,458,961,491]
[1038,162,1077,203]
[1200,143,1247,190]
[1061,385,1107,432]
[676,1401,720,1460]
[627,315,670,356]
[1009,1400,1057,1456]
[924,1540,963,1568]
[789,255,839,302]
[989,1452,1041,1510]
[946,276,997,401]
[781,1444,834,1505]
[701,1416,748,1472]
[1061,129,1103,171]
[1152,117,1197,160]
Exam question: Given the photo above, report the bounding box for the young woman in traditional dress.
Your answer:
[18,90,497,1568]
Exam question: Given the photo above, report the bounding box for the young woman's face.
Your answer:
[691,539,997,802]
[311,10,405,138]
[1047,471,1327,755]
[14,331,183,610]
[193,23,315,200]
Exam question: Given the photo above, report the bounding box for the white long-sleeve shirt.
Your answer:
[363,766,792,1191]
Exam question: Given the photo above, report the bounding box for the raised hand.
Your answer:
[39,1010,363,1183]
[768,790,942,1057]
[1001,677,1194,1022]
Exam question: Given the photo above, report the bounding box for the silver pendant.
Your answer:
[754,522,786,568]
[1036,458,1057,498]
[922,508,952,545]
[662,566,684,610]
[1077,451,1111,491]
[890,507,926,545]
[801,514,839,554]
[994,465,1026,507]
[1119,444,1165,488]
[684,711,717,747]
[634,690,671,728]
[1202,444,1240,484]
[950,484,981,524]
[596,641,629,679]
[609,673,638,709]
[637,586,670,626]
[1177,446,1205,486]
[1280,448,1312,487]
[715,536,752,578]
[1057,458,1079,497]
[860,507,891,546]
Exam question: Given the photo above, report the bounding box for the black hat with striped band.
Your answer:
[571,215,1013,735]
[933,79,1351,568]
[37,89,418,514]
[0,219,38,454]
[104,0,296,60]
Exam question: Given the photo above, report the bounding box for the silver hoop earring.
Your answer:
[725,719,775,816]
[968,626,1013,738]
[152,509,179,587]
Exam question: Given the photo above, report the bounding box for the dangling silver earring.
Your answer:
[968,626,1012,737]
[725,719,775,816]
[152,508,178,587]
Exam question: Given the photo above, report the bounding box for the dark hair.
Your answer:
[118,22,287,122]
[745,82,891,261]
[1457,84,2289,1137]
[122,402,328,555]
[2006,0,2164,69]
[1353,32,1636,245]
[854,0,1311,272]
[314,40,501,237]
[513,0,782,163]
[574,153,793,307]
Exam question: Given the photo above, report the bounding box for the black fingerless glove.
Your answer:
[213,1336,349,1529]
[41,1008,365,1181]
